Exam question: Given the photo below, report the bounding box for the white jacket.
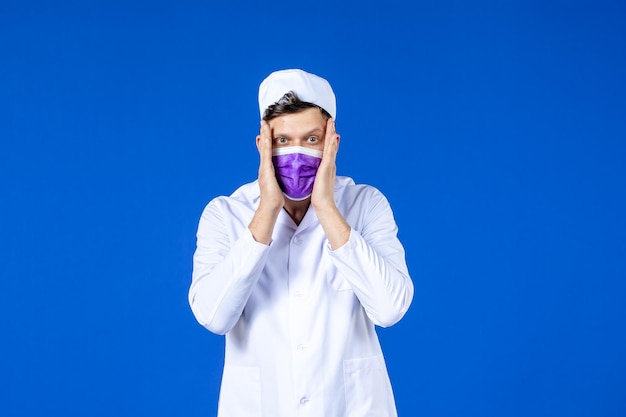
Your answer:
[189,176,414,417]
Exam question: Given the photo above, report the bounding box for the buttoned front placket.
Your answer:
[286,210,324,417]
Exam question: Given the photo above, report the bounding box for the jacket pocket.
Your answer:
[217,365,262,417]
[343,355,397,417]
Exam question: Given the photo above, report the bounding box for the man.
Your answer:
[189,68,414,417]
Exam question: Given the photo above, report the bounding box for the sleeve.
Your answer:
[188,199,271,335]
[328,189,414,327]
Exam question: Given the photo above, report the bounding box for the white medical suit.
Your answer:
[189,176,414,417]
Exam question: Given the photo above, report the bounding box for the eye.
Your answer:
[307,136,318,143]
[275,137,288,144]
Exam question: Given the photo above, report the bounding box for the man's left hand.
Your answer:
[311,118,340,210]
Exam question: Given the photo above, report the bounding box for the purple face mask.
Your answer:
[272,146,323,201]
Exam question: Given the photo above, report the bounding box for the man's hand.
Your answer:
[257,120,284,211]
[312,118,351,250]
[248,120,283,245]
[311,118,339,210]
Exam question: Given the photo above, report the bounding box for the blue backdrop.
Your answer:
[1,1,625,416]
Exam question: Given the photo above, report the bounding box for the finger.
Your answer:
[259,121,273,166]
[257,121,267,148]
[325,117,335,142]
[323,118,338,162]
[260,120,270,151]
[260,120,270,145]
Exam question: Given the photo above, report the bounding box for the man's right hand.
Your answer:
[256,120,284,210]
[248,120,284,244]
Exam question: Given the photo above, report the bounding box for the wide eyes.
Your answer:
[274,136,319,145]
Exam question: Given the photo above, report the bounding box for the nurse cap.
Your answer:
[258,69,336,120]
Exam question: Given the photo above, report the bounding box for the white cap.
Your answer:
[258,69,336,120]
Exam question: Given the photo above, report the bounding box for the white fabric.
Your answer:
[272,145,323,158]
[258,68,337,120]
[189,176,414,417]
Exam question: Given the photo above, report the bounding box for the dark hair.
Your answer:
[262,91,332,121]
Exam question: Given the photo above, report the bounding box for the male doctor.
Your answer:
[189,68,414,417]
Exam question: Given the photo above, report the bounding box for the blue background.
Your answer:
[1,1,625,416]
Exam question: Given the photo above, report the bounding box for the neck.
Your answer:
[283,197,311,225]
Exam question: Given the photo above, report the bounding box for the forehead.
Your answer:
[269,108,326,136]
